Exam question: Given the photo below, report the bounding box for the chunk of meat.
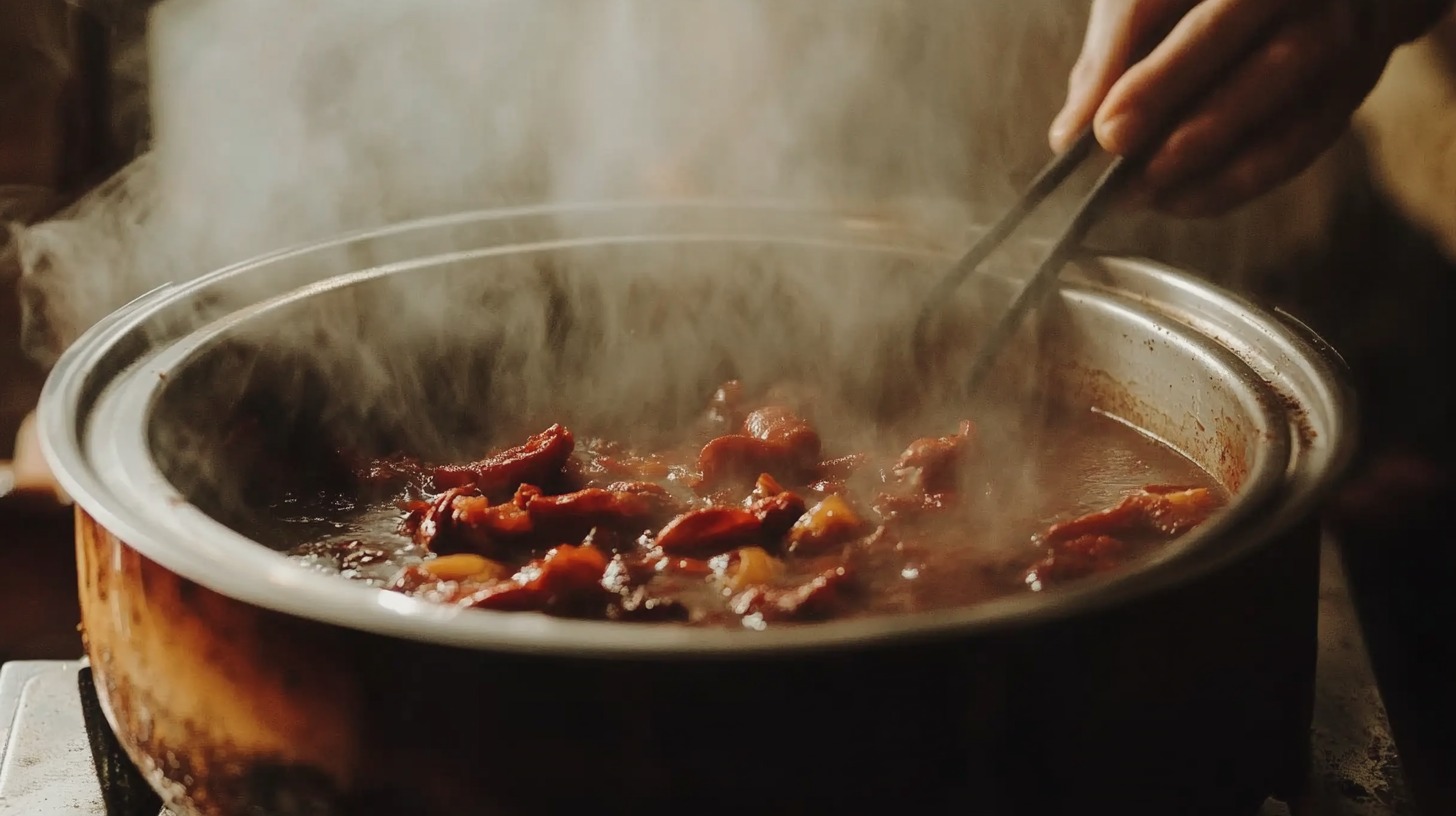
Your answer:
[731,566,858,622]
[743,406,822,463]
[893,420,977,493]
[412,488,533,557]
[655,507,764,556]
[431,424,575,496]
[522,544,611,593]
[1043,486,1220,542]
[749,490,808,543]
[605,481,685,516]
[512,483,544,508]
[418,482,681,558]
[460,544,613,616]
[523,486,663,536]
[1023,535,1128,589]
[695,406,826,491]
[787,494,870,555]
[697,434,810,491]
[751,472,787,500]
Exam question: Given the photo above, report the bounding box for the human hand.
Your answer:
[1049,0,1455,218]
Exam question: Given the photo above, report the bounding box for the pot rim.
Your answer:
[39,199,1358,658]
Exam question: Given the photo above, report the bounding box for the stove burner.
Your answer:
[77,668,162,816]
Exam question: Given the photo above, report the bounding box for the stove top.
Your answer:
[0,540,1417,816]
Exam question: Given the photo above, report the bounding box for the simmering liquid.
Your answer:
[274,382,1224,628]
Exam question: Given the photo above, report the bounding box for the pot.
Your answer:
[39,201,1355,815]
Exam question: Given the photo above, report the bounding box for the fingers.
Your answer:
[1141,9,1345,191]
[1050,0,1194,152]
[1152,93,1349,218]
[1095,0,1289,156]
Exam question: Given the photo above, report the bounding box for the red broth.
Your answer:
[279,381,1223,628]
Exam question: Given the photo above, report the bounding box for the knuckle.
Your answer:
[1174,115,1222,156]
[1259,37,1307,74]
[1230,155,1273,199]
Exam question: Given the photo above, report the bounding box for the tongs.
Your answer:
[913,126,1140,395]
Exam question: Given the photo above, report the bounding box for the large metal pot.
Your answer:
[39,201,1355,816]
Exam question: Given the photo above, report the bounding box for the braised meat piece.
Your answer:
[1024,486,1223,589]
[696,405,822,491]
[787,495,870,556]
[411,487,528,557]
[743,406,822,464]
[431,424,575,496]
[730,566,858,622]
[750,491,810,542]
[1023,535,1128,590]
[892,420,977,494]
[655,507,765,557]
[525,486,669,533]
[1043,486,1220,542]
[460,545,614,615]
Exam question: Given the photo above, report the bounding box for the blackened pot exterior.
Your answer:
[79,507,1319,816]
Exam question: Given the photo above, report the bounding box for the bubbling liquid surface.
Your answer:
[273,382,1224,628]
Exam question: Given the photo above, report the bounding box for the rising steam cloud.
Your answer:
[11,0,1345,396]
[3,0,1359,558]
[14,0,1093,360]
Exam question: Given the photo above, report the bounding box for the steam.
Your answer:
[11,0,1348,527]
[14,1,1097,359]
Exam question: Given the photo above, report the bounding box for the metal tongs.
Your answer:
[913,126,1140,395]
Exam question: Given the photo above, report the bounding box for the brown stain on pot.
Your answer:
[77,510,363,813]
[1214,413,1251,494]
